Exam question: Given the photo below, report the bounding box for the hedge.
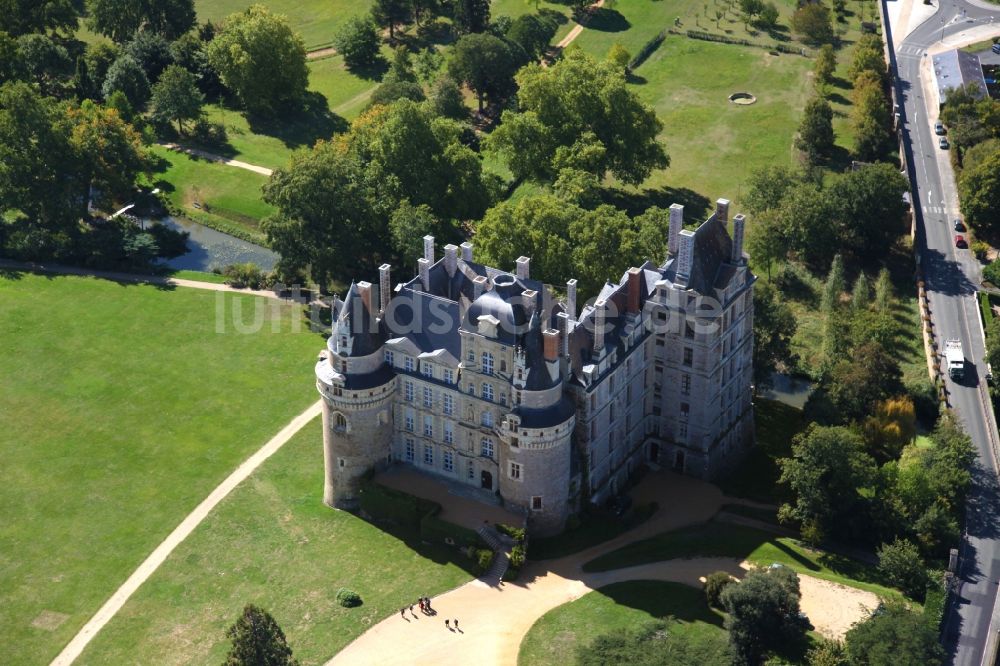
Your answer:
[923,572,948,636]
[981,291,994,330]
[680,29,807,55]
[629,29,668,70]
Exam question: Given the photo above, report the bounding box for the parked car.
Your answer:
[935,121,946,135]
[954,219,965,231]
[992,43,1000,54]
[955,234,967,248]
[940,136,950,149]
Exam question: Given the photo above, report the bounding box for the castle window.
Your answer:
[423,386,433,408]
[423,444,433,466]
[443,393,454,415]
[678,422,688,440]
[481,411,494,428]
[423,415,433,437]
[685,322,695,339]
[681,373,691,396]
[444,421,454,443]
[467,349,475,362]
[405,410,414,432]
[683,347,693,367]
[332,386,342,396]
[509,461,521,480]
[405,438,415,462]
[482,383,494,402]
[334,413,348,431]
[468,383,475,395]
[341,361,347,373]
[422,363,433,378]
[338,458,345,468]
[510,436,518,447]
[482,352,494,375]
[404,356,414,372]
[500,359,507,373]
[531,496,543,511]
[609,403,616,423]
[481,438,494,458]
[500,393,507,406]
[340,336,347,349]
[467,460,475,479]
[384,350,394,366]
[444,451,454,472]
[404,381,414,402]
[444,369,454,384]
[680,402,689,420]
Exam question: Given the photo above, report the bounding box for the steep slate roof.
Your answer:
[331,282,385,357]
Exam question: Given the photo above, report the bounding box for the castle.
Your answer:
[315,198,756,535]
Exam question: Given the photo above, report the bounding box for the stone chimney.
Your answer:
[543,328,560,361]
[668,203,684,256]
[627,267,641,315]
[522,289,538,322]
[716,198,730,225]
[732,213,746,264]
[566,278,578,322]
[418,258,430,291]
[460,241,473,262]
[593,299,606,354]
[676,230,695,288]
[557,311,571,357]
[473,275,488,299]
[516,256,530,280]
[357,281,373,313]
[378,264,391,314]
[423,235,435,264]
[444,244,458,277]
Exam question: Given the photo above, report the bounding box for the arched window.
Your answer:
[334,413,348,431]
[482,351,494,375]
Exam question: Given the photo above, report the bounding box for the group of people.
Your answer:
[399,597,460,631]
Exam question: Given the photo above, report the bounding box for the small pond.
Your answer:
[153,216,278,272]
[759,373,813,409]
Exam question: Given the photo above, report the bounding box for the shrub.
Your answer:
[336,587,362,607]
[984,259,1000,286]
[703,571,734,609]
[496,523,526,543]
[222,262,270,289]
[335,16,382,70]
[971,239,990,262]
[877,538,928,600]
[475,548,494,574]
[509,544,526,568]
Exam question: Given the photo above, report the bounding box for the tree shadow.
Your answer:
[826,91,850,106]
[597,580,726,628]
[586,8,631,32]
[344,57,389,82]
[601,185,711,220]
[245,92,349,151]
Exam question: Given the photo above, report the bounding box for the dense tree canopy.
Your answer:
[207,5,308,117]
[752,282,797,390]
[795,95,834,164]
[447,32,520,112]
[721,567,807,665]
[488,50,668,185]
[86,0,195,42]
[150,64,203,133]
[334,16,382,70]
[0,0,77,37]
[844,603,945,665]
[101,54,150,110]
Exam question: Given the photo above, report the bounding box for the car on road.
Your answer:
[955,234,967,248]
[936,121,946,135]
[992,43,1000,54]
[940,136,950,149]
[954,219,965,231]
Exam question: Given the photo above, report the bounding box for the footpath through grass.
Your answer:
[0,272,322,665]
[76,418,474,666]
[518,580,729,666]
[581,522,902,600]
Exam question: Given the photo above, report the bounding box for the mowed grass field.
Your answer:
[0,273,323,665]
[75,418,474,666]
[194,0,373,49]
[518,580,729,666]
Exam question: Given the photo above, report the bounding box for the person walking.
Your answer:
[454,619,459,630]
[400,608,405,618]
[445,619,450,629]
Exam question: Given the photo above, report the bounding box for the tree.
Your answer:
[507,13,558,60]
[828,342,903,423]
[863,397,916,462]
[224,604,299,666]
[368,80,425,107]
[428,75,467,119]
[83,42,120,96]
[150,64,204,133]
[779,425,879,542]
[0,0,77,37]
[454,0,491,33]
[86,0,196,42]
[757,2,780,29]
[67,100,152,206]
[606,43,631,73]
[704,571,735,609]
[390,200,442,268]
[488,49,668,184]
[384,46,417,84]
[791,2,834,45]
[807,640,847,666]
[849,34,886,85]
[743,165,799,214]
[739,0,764,28]
[814,44,837,89]
[844,603,944,665]
[876,538,928,598]
[753,282,797,390]
[821,253,845,314]
[959,147,1000,235]
[123,30,174,83]
[851,272,869,310]
[778,183,839,269]
[101,54,150,110]
[15,33,72,96]
[873,267,893,311]
[447,32,520,112]
[795,95,835,163]
[721,566,807,665]
[207,5,309,117]
[829,163,908,262]
[371,0,411,40]
[335,16,382,70]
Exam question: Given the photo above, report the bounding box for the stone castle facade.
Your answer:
[315,198,756,535]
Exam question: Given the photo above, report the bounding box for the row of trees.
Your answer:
[848,33,892,161]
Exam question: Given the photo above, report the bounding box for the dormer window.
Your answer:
[404,356,414,372]
[384,350,394,366]
[421,363,433,378]
[340,336,347,350]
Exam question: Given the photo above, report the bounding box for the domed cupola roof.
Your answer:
[465,273,530,342]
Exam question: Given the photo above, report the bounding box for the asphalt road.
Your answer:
[887,1,1000,662]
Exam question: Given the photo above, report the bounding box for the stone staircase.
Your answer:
[477,525,510,584]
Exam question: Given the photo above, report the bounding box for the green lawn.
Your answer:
[581,522,902,600]
[76,418,474,666]
[166,269,230,284]
[0,272,323,666]
[194,0,373,50]
[149,145,276,241]
[518,580,729,666]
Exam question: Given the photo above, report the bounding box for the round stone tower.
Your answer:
[315,281,395,510]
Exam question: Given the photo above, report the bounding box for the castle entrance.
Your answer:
[480,470,493,490]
